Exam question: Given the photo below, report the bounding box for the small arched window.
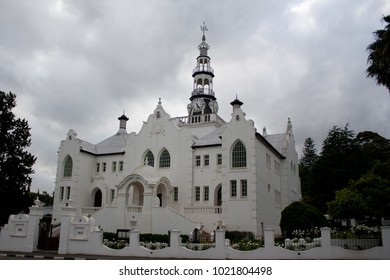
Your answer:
[63,156,73,177]
[144,150,154,167]
[159,149,171,168]
[231,140,246,168]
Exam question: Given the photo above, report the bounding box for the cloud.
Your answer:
[0,0,389,192]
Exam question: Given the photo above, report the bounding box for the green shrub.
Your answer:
[280,201,326,238]
[225,231,254,241]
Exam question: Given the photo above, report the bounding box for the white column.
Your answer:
[25,207,43,252]
[58,207,77,254]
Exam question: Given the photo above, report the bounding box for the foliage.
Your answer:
[231,240,262,251]
[103,239,128,249]
[327,174,390,223]
[280,201,326,238]
[140,233,169,243]
[327,188,366,220]
[366,15,390,93]
[331,225,381,239]
[28,191,54,206]
[225,231,254,241]
[356,131,390,180]
[299,137,318,201]
[0,91,36,226]
[306,125,368,211]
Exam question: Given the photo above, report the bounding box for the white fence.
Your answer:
[1,206,390,259]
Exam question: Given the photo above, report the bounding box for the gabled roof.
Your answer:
[262,133,287,158]
[192,127,224,148]
[80,129,128,155]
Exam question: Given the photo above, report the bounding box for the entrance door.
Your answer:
[94,189,102,207]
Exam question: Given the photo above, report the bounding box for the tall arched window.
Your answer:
[63,156,73,177]
[159,149,171,168]
[231,140,246,168]
[144,150,154,167]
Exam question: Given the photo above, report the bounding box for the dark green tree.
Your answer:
[299,137,318,201]
[366,15,390,93]
[356,131,390,180]
[0,91,36,226]
[349,174,390,223]
[327,188,366,222]
[280,201,326,238]
[309,125,368,212]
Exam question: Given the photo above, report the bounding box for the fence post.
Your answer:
[129,230,140,248]
[169,230,181,248]
[264,228,275,248]
[215,229,226,248]
[58,207,77,254]
[25,206,43,252]
[320,227,331,248]
[381,226,390,249]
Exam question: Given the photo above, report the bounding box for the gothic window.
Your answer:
[231,140,246,168]
[159,149,171,168]
[144,150,154,167]
[63,156,73,177]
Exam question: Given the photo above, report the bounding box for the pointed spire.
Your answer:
[286,117,293,136]
[198,22,210,55]
[200,21,208,41]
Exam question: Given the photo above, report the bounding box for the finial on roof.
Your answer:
[118,112,129,130]
[262,127,267,136]
[286,117,293,136]
[200,21,208,41]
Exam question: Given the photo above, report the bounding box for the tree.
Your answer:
[299,138,318,201]
[349,174,390,223]
[327,188,366,221]
[0,91,36,226]
[366,15,390,93]
[280,201,326,238]
[308,125,368,212]
[327,175,390,225]
[356,131,390,180]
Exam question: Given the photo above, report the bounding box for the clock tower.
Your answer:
[188,22,219,122]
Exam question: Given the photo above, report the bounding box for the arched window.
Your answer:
[159,149,171,168]
[63,156,73,177]
[231,140,246,168]
[144,150,154,167]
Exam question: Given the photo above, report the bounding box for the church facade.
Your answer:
[51,28,301,238]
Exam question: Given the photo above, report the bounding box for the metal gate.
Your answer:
[37,215,60,250]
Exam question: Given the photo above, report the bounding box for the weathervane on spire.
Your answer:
[200,21,208,39]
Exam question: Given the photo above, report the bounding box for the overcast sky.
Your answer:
[1,0,389,193]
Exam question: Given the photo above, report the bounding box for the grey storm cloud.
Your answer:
[0,0,389,192]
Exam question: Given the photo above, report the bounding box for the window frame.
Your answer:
[63,156,73,177]
[159,149,171,168]
[230,180,237,198]
[231,141,247,168]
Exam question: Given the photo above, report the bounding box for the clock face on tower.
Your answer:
[191,99,204,111]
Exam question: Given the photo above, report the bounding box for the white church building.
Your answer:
[51,27,301,238]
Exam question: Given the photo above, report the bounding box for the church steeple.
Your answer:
[188,22,219,120]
